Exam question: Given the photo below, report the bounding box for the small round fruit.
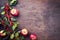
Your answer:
[10,9,18,16]
[30,34,37,40]
[21,29,28,36]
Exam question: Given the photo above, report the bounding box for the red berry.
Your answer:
[9,21,13,26]
[4,4,10,12]
[1,20,4,26]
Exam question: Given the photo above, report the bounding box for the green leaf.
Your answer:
[20,36,25,40]
[1,11,5,15]
[15,32,19,37]
[10,0,16,5]
[10,33,14,39]
[16,37,20,40]
[12,22,18,31]
[4,20,10,26]
[3,17,10,26]
[10,1,14,5]
[1,6,4,9]
[11,18,17,22]
[4,17,7,21]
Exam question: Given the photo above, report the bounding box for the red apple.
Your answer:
[10,9,19,16]
[30,34,37,40]
[20,29,28,36]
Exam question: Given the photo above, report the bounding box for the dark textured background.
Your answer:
[0,0,60,40]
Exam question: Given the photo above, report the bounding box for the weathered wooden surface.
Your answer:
[0,0,60,40]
